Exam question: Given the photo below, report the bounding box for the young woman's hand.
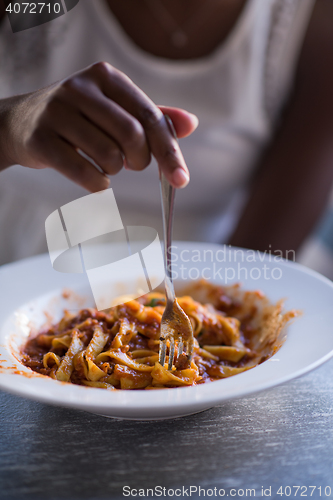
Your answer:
[0,62,198,191]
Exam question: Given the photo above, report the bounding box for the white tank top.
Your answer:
[0,0,315,264]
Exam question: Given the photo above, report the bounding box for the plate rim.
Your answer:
[1,243,333,417]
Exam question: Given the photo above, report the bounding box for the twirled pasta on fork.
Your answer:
[22,281,298,390]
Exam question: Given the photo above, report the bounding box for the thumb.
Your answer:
[158,106,199,138]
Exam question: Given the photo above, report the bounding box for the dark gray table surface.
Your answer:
[1,358,332,500]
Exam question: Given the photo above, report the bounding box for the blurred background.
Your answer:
[0,0,332,280]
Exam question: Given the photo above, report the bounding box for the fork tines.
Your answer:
[159,336,191,371]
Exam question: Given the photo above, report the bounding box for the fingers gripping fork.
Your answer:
[158,116,194,370]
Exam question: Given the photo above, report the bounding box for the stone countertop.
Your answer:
[0,358,332,500]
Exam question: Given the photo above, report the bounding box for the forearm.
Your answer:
[0,96,19,171]
[229,101,333,254]
[0,92,40,170]
[229,0,333,255]
[0,86,59,171]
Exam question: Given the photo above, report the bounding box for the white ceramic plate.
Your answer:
[1,242,333,420]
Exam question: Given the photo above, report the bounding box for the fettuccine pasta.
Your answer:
[21,281,298,390]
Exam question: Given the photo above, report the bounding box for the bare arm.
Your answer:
[0,0,197,191]
[229,0,333,255]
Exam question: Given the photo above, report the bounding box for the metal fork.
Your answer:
[158,115,194,370]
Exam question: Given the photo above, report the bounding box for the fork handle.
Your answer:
[160,115,177,304]
[160,169,176,304]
